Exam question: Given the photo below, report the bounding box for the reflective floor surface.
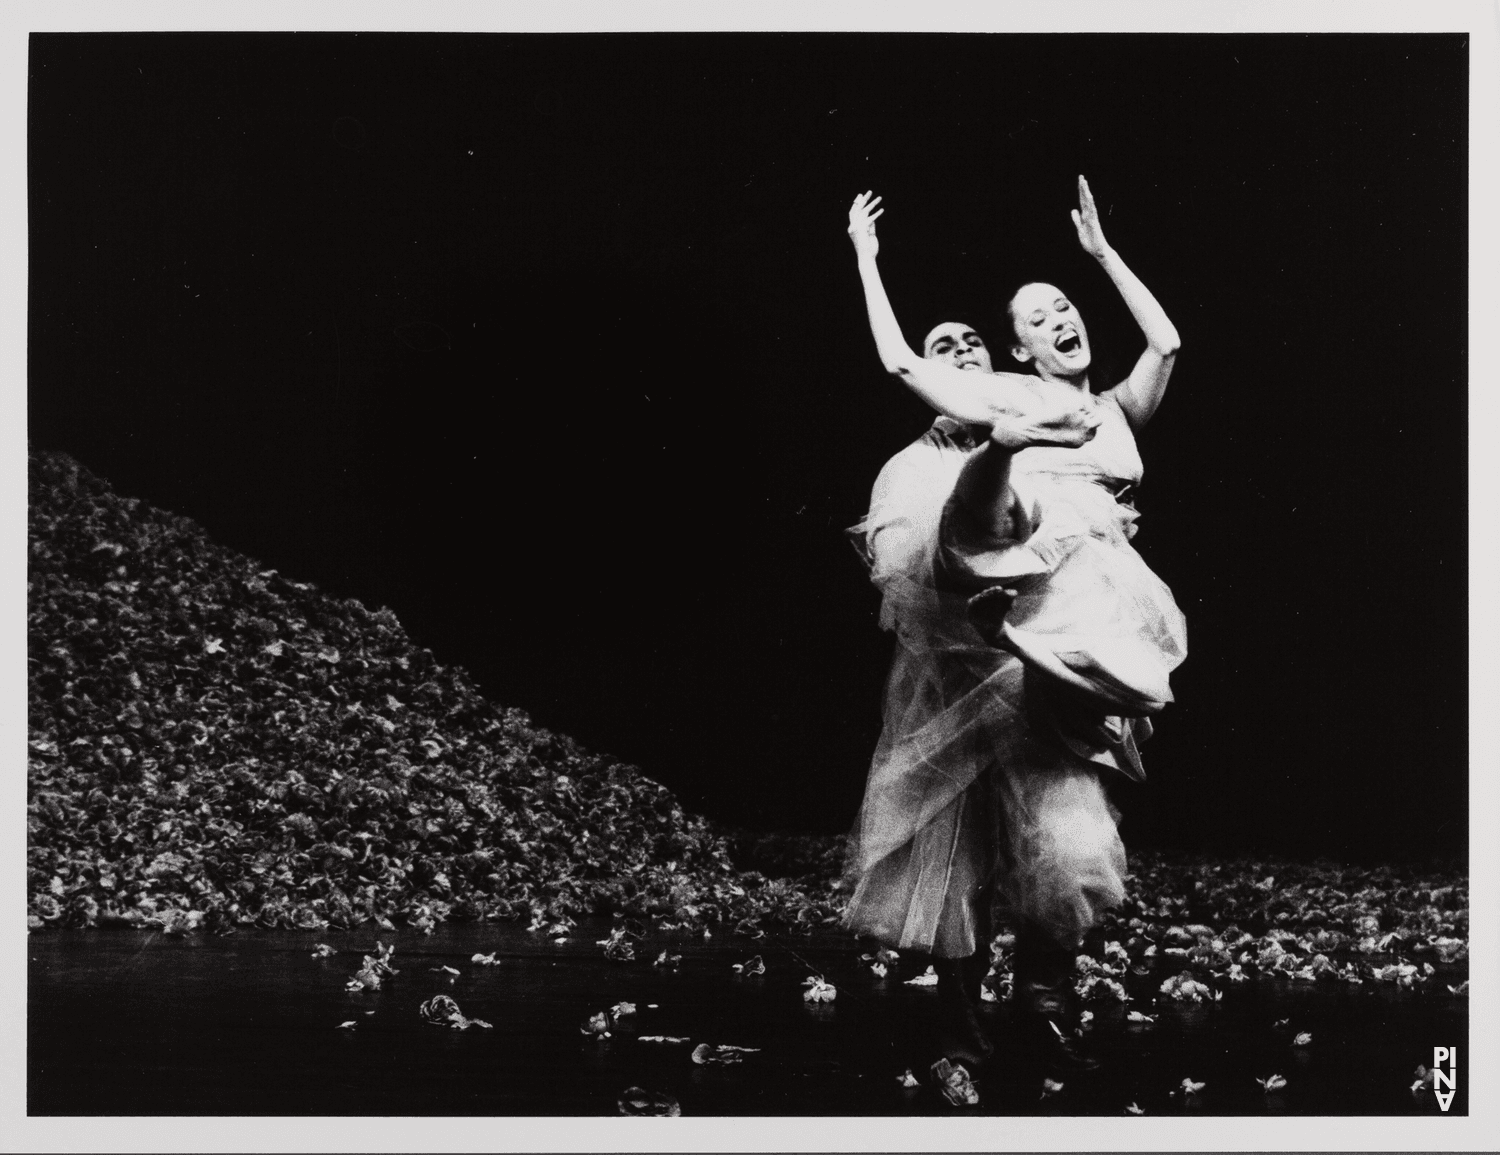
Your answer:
[28,922,1467,1116]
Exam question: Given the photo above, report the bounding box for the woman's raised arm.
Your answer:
[1072,176,1181,428]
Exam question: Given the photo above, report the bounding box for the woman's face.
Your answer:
[922,322,993,372]
[1008,282,1091,380]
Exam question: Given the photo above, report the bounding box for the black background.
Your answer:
[28,33,1468,863]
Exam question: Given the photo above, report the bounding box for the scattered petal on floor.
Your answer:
[611,1001,637,1018]
[1411,1065,1436,1092]
[418,994,490,1030]
[1448,981,1469,995]
[1040,1078,1065,1099]
[597,926,636,962]
[1178,1078,1205,1095]
[732,955,765,976]
[654,951,682,969]
[1257,1074,1288,1092]
[1372,962,1423,987]
[311,943,336,958]
[896,1069,919,1088]
[429,965,460,975]
[930,1058,979,1107]
[470,952,500,966]
[336,1020,356,1029]
[802,975,836,1003]
[1433,937,1468,963]
[904,966,938,987]
[345,942,399,991]
[638,1035,691,1044]
[1292,1031,1312,1046]
[580,1011,613,1037]
[617,1086,681,1117]
[1125,1101,1144,1115]
[1077,974,1130,1003]
[1273,1017,1290,1028]
[1159,972,1213,1002]
[691,1043,760,1066]
[1126,1011,1156,1024]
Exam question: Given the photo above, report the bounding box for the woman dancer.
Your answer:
[843,178,1187,1076]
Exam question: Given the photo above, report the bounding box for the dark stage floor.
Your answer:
[28,922,1466,1117]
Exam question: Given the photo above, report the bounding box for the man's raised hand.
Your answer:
[848,191,884,260]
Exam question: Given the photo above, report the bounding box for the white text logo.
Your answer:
[1433,1046,1457,1112]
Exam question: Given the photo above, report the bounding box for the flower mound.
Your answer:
[26,450,841,935]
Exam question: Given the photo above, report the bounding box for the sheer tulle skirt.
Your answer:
[844,439,1170,957]
[843,648,1128,956]
[992,752,1127,949]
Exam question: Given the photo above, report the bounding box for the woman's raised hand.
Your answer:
[1070,175,1111,260]
[848,191,884,260]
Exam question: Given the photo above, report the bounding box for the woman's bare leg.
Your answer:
[950,437,1023,542]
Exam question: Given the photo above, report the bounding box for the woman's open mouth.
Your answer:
[1055,331,1082,354]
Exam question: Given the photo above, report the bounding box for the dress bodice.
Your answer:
[1011,388,1142,489]
[1006,390,1145,550]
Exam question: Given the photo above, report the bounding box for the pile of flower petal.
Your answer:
[26,449,843,935]
[961,859,1468,1010]
[1063,855,1468,1001]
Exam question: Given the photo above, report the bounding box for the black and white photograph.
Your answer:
[16,3,1497,1148]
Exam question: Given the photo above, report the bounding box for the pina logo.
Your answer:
[1433,1046,1458,1112]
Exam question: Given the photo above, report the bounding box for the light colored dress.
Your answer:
[843,391,1187,957]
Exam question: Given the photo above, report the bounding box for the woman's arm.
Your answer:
[847,192,1048,426]
[1072,176,1181,428]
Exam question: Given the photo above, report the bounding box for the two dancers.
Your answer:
[843,177,1188,1077]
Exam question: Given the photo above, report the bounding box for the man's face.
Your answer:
[922,322,993,372]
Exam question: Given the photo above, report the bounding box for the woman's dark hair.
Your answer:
[997,279,1045,378]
